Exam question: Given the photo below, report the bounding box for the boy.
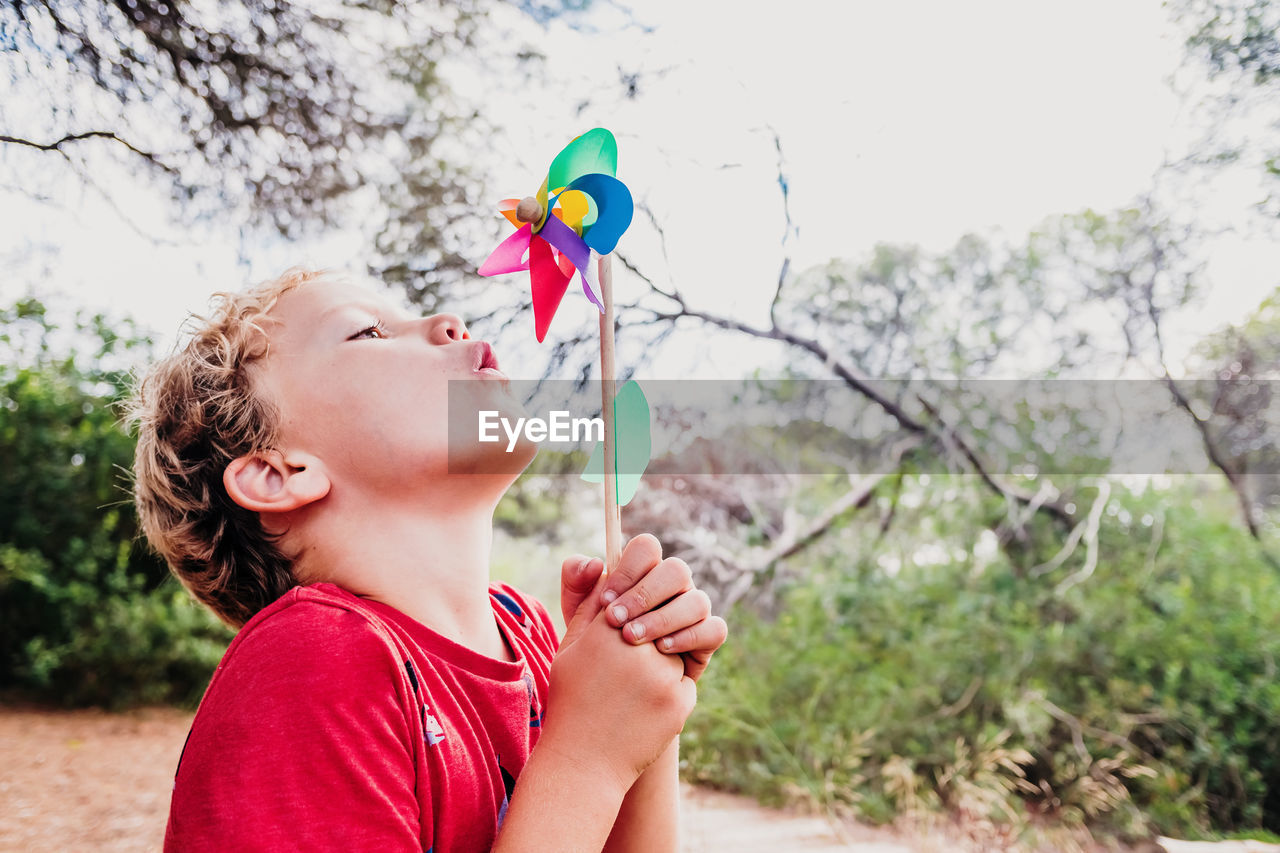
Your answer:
[130,268,727,851]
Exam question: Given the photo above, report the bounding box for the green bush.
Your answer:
[0,298,232,708]
[681,478,1280,839]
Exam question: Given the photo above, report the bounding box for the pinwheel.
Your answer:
[478,127,635,343]
[478,128,650,570]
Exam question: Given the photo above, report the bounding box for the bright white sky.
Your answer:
[3,0,1277,371]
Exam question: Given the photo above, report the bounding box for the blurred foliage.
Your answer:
[0,0,543,304]
[1185,286,1280,516]
[1170,0,1280,215]
[1177,0,1280,86]
[494,447,592,540]
[1198,285,1280,376]
[777,207,1198,380]
[654,200,1280,838]
[0,298,231,708]
[681,477,1280,840]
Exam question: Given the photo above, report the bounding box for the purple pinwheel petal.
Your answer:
[539,214,603,312]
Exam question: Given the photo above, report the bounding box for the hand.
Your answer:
[542,570,694,793]
[560,535,728,683]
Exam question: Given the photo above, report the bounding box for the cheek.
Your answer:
[367,370,462,471]
[278,358,475,478]
[281,363,416,451]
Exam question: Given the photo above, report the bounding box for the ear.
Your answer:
[223,451,331,515]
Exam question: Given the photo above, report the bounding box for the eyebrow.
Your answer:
[318,301,407,325]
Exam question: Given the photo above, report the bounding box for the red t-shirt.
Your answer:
[164,581,559,852]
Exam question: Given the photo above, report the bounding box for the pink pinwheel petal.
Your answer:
[478,224,533,276]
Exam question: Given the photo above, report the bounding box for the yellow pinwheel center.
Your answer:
[553,189,592,233]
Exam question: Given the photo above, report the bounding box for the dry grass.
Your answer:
[2,705,1273,853]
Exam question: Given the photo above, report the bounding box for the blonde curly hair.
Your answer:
[128,267,332,628]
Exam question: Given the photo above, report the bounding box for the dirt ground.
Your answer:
[1,705,1277,853]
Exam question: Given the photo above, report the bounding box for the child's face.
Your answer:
[253,278,531,503]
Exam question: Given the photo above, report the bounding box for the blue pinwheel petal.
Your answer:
[564,173,633,255]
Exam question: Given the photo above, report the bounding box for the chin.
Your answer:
[444,429,538,482]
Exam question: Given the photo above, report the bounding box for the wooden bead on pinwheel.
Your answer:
[515,196,543,223]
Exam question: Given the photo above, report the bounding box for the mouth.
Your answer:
[473,341,508,381]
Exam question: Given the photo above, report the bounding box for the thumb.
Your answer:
[560,555,605,627]
[560,559,608,648]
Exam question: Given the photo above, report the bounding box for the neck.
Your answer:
[289,483,511,660]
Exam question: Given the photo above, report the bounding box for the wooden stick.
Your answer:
[597,253,623,572]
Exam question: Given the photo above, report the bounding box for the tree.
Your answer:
[1187,286,1280,520]
[1169,0,1280,216]
[0,298,231,707]
[0,0,533,299]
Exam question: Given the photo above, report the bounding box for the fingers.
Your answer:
[559,554,606,627]
[599,534,663,607]
[606,556,694,628]
[618,588,709,644]
[565,533,726,688]
[661,616,728,682]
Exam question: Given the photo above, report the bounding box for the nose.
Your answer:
[424,312,469,344]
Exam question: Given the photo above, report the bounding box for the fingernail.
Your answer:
[612,604,627,623]
[602,589,617,604]
[662,637,674,651]
[630,622,646,640]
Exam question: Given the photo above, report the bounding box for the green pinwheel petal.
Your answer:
[547,128,618,192]
[581,379,651,506]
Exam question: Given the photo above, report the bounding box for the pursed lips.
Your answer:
[472,341,507,380]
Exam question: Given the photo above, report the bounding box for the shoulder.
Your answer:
[186,583,417,766]
[215,584,407,698]
[490,582,560,646]
[170,586,423,849]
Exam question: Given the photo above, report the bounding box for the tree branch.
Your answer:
[652,303,927,431]
[914,395,1073,526]
[757,472,886,568]
[1134,204,1278,564]
[1053,480,1110,595]
[0,131,177,173]
[719,472,888,612]
[1025,690,1153,764]
[1161,373,1279,567]
[766,125,796,329]
[645,302,1074,527]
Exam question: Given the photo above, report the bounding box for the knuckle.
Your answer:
[621,535,662,575]
[692,589,712,616]
[645,609,670,637]
[605,567,635,591]
[661,689,684,717]
[633,533,663,560]
[671,682,696,720]
[663,557,693,586]
[627,584,653,613]
[667,625,694,651]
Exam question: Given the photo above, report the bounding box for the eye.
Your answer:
[348,320,388,340]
